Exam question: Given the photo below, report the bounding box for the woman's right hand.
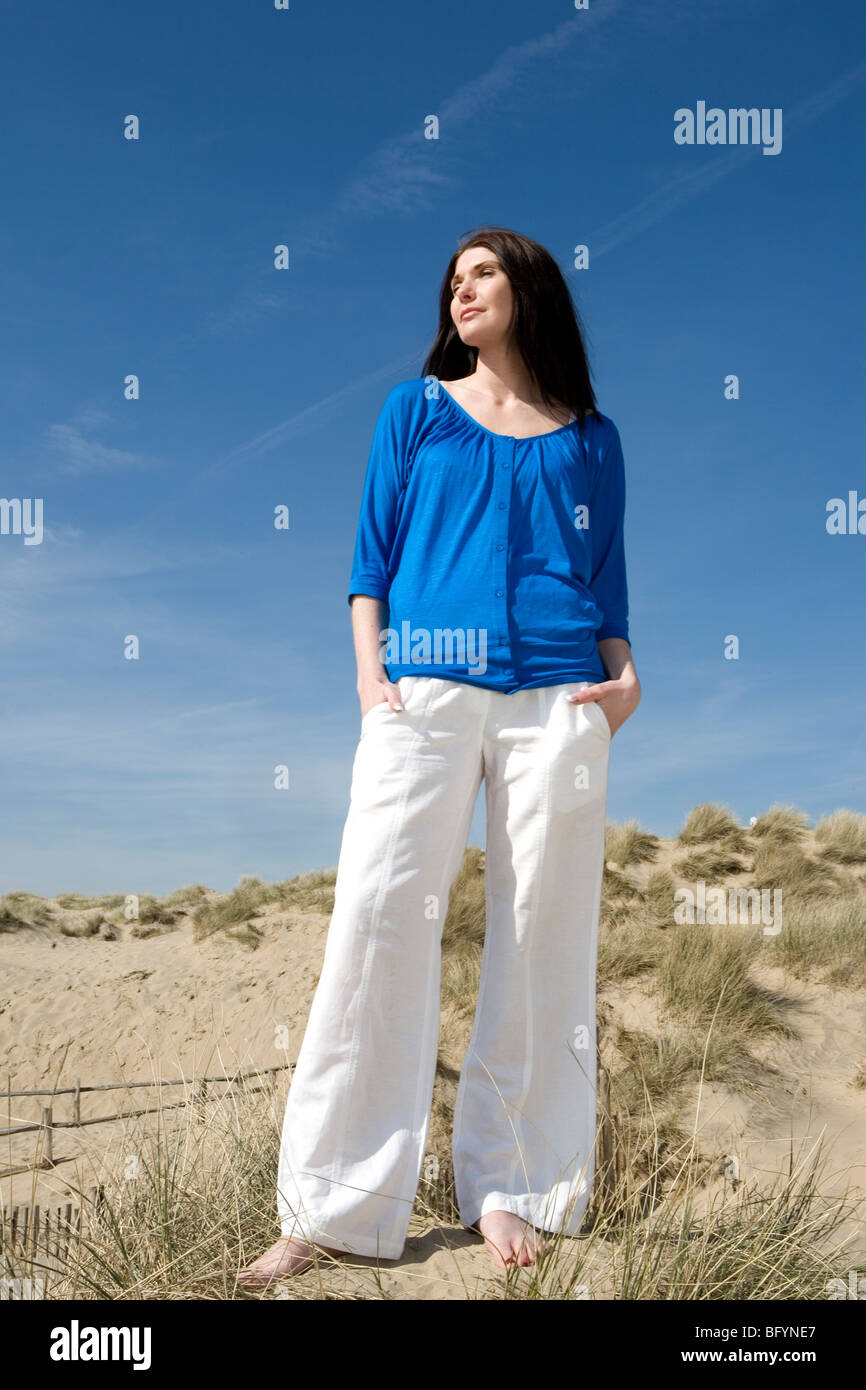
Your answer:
[358,675,403,721]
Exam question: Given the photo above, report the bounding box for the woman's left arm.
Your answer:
[569,636,640,736]
[587,636,641,736]
[569,421,641,736]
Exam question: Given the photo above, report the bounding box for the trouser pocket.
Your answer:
[561,682,611,740]
[359,676,421,733]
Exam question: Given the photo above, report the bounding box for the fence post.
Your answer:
[594,1064,616,1215]
[41,1106,53,1166]
[73,1079,81,1126]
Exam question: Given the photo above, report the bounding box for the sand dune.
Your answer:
[2,832,864,1298]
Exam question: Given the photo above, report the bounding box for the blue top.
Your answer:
[347,376,630,693]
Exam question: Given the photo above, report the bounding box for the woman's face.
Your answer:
[449,246,514,348]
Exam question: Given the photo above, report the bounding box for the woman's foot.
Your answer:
[237,1235,344,1287]
[474,1210,553,1268]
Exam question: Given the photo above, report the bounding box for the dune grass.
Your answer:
[762,893,866,987]
[814,810,866,864]
[657,923,796,1038]
[58,913,105,938]
[605,818,660,868]
[0,896,31,932]
[54,892,127,910]
[125,884,214,935]
[3,802,864,1299]
[190,876,280,946]
[677,803,749,852]
[597,914,662,985]
[273,869,338,915]
[1,887,213,938]
[750,840,845,899]
[0,891,57,928]
[4,1050,853,1302]
[439,846,486,1009]
[674,846,749,879]
[641,867,680,931]
[750,804,810,846]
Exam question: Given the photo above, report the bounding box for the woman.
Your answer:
[239,226,641,1286]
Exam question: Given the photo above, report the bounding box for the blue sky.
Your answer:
[1,0,863,897]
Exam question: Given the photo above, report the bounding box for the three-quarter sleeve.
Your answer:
[587,421,630,643]
[347,388,407,605]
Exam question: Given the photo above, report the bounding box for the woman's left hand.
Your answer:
[568,676,641,738]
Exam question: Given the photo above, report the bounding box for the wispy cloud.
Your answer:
[593,59,866,259]
[200,290,290,339]
[199,5,626,333]
[297,6,622,243]
[197,344,426,481]
[0,527,213,649]
[42,411,159,476]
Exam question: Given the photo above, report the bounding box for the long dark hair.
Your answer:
[421,226,599,424]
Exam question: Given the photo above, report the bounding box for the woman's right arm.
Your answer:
[350,594,403,717]
[347,385,419,721]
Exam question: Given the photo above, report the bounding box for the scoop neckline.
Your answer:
[437,383,582,442]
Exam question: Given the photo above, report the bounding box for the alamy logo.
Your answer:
[378,621,488,674]
[0,496,43,544]
[49,1319,151,1370]
[826,491,866,534]
[675,102,782,155]
[674,880,782,936]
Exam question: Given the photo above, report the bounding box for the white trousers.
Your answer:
[276,675,611,1260]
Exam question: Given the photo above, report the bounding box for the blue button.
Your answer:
[496,544,503,551]
[496,589,503,596]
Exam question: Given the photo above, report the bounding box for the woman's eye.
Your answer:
[452,269,494,295]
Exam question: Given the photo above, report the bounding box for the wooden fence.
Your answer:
[0,1062,294,1178]
[0,1062,297,1286]
[1,1184,104,1269]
